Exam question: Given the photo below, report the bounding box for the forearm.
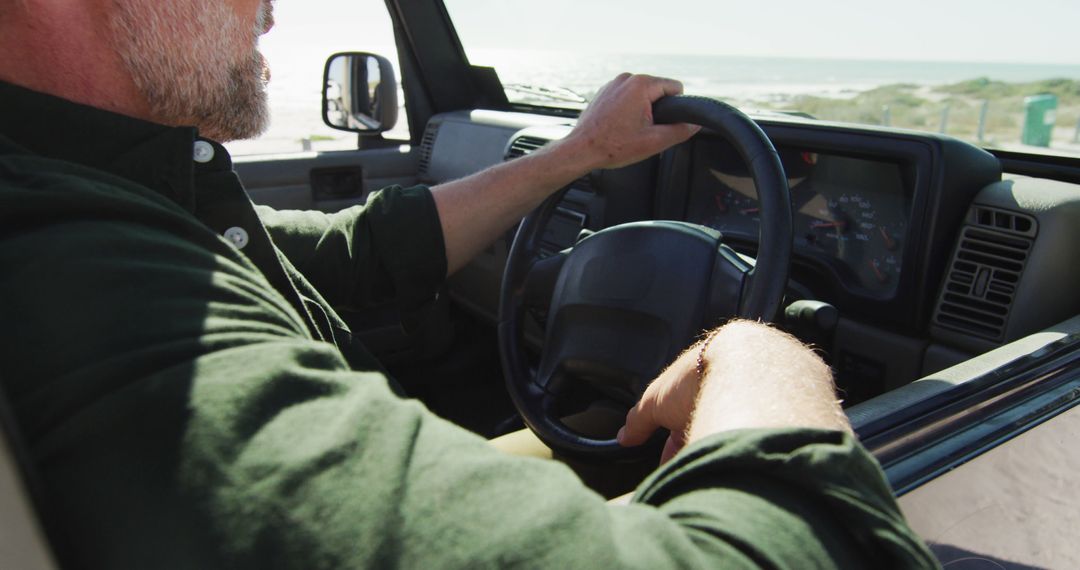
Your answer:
[430,135,598,274]
[688,321,851,443]
[430,74,698,275]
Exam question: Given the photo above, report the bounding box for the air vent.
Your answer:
[417,122,441,177]
[505,136,548,160]
[970,205,1037,238]
[934,226,1033,341]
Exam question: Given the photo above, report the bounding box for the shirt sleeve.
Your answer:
[179,370,941,569]
[633,429,940,568]
[255,185,447,312]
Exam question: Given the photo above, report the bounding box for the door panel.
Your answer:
[235,145,418,211]
[234,145,437,357]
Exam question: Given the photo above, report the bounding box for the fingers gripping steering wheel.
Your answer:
[497,96,792,459]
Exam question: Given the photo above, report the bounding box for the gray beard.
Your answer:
[109,0,270,142]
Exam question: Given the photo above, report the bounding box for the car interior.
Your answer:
[228,91,1080,440]
[3,1,1080,567]
[231,6,1080,562]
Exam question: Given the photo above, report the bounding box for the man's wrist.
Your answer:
[546,132,607,173]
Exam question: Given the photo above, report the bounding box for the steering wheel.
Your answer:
[497,96,792,459]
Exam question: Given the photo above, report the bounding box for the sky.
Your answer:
[235,0,1080,156]
[445,0,1080,64]
[263,0,1080,66]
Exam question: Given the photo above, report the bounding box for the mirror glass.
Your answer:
[323,53,396,132]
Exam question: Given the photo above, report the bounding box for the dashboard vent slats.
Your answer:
[971,206,1037,238]
[505,136,548,160]
[934,215,1036,342]
[418,122,441,177]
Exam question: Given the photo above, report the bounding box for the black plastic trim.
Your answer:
[857,334,1080,494]
[385,0,510,127]
[990,148,1080,185]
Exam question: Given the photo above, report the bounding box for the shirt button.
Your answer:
[224,227,249,249]
[193,140,215,163]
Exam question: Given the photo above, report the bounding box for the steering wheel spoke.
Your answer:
[704,243,754,326]
[521,250,567,313]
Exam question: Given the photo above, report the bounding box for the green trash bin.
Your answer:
[1021,94,1057,147]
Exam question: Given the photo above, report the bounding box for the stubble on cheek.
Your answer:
[109,0,270,141]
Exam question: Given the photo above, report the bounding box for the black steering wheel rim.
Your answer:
[498,95,792,459]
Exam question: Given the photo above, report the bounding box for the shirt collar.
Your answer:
[0,80,233,213]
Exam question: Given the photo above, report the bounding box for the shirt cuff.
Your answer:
[364,184,448,311]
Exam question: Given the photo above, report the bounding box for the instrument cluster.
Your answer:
[685,140,911,295]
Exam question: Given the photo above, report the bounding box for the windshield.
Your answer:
[444,0,1080,158]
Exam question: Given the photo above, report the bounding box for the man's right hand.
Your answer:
[618,321,852,464]
[617,335,703,464]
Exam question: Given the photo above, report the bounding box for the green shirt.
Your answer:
[0,81,937,569]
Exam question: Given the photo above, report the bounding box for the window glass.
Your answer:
[225,0,409,157]
[445,0,1080,158]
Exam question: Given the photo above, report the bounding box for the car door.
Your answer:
[235,144,418,213]
[900,403,1080,569]
[850,315,1080,569]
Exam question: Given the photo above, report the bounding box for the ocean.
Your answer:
[226,49,1080,157]
[472,50,1080,101]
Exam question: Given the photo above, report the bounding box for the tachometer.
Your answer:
[718,188,760,221]
[708,169,760,224]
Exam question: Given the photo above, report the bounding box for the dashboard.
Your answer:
[423,108,1080,382]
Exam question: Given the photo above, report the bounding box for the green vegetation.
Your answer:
[750,78,1080,149]
[937,77,1080,99]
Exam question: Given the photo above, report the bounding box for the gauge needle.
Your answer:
[879,226,897,250]
[811,221,845,230]
[868,259,887,283]
[740,207,760,215]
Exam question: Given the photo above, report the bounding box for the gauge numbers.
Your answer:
[800,192,906,290]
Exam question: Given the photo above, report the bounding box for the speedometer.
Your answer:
[797,190,906,291]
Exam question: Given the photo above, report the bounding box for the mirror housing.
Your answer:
[322,52,399,134]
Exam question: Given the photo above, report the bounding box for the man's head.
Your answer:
[0,0,274,142]
[109,0,274,141]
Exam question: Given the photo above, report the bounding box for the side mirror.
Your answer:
[322,52,399,134]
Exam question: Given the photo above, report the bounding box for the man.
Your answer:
[0,0,937,567]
